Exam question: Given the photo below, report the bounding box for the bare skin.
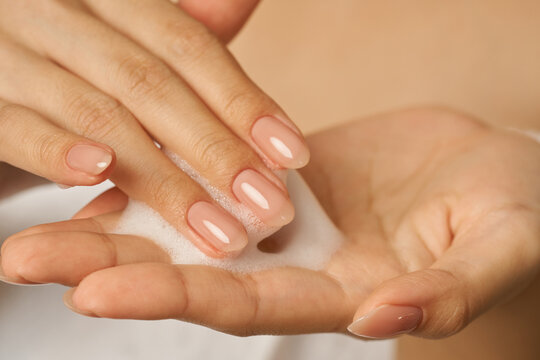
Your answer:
[2,108,540,353]
[232,2,540,357]
[0,0,300,257]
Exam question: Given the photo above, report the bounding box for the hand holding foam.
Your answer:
[0,0,309,258]
[5,109,540,342]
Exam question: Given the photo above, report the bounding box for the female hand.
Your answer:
[0,0,307,257]
[3,108,538,340]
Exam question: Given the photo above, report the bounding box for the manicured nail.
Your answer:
[187,201,248,254]
[232,169,295,227]
[66,144,113,176]
[63,288,97,317]
[251,116,310,169]
[347,305,423,339]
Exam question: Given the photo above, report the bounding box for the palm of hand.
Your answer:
[3,108,540,337]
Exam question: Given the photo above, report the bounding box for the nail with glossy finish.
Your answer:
[347,305,423,339]
[187,201,248,254]
[66,144,113,176]
[232,169,295,227]
[251,116,310,169]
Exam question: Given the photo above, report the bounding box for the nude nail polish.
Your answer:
[187,201,248,254]
[251,116,310,169]
[232,169,295,227]
[347,305,423,339]
[66,144,113,176]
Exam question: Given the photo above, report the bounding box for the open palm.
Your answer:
[3,108,540,339]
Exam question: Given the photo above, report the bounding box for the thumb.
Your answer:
[347,208,540,339]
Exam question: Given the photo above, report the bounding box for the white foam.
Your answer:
[112,152,343,273]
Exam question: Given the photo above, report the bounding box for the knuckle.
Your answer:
[66,93,127,139]
[117,55,172,101]
[33,131,72,169]
[420,269,472,338]
[0,103,24,130]
[192,132,252,180]
[237,274,261,329]
[144,170,191,220]
[167,21,219,64]
[213,274,260,337]
[430,291,471,338]
[96,232,118,267]
[221,89,272,126]
[0,105,22,149]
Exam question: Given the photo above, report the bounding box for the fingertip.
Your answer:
[232,169,296,227]
[347,304,423,340]
[251,116,311,170]
[0,253,42,286]
[64,287,98,317]
[61,142,116,186]
[187,201,249,257]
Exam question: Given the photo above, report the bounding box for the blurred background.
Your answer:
[230,0,540,133]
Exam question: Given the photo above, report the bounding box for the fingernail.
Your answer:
[232,169,295,227]
[187,201,248,254]
[66,144,113,176]
[63,288,97,317]
[347,305,423,339]
[251,116,310,169]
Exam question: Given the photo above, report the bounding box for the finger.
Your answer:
[1,222,169,287]
[7,3,296,229]
[0,99,114,186]
[63,263,352,335]
[347,208,540,339]
[0,36,248,257]
[73,187,128,219]
[0,255,22,285]
[172,0,260,42]
[86,0,310,169]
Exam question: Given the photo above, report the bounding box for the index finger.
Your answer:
[84,0,310,170]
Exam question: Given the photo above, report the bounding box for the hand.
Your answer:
[2,108,539,339]
[172,0,261,43]
[0,0,307,257]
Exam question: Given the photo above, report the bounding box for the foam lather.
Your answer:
[112,151,343,273]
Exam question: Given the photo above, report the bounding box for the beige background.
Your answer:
[230,0,540,134]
